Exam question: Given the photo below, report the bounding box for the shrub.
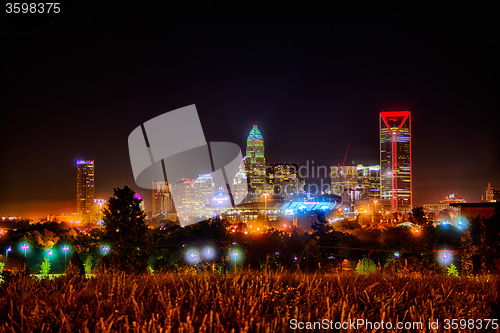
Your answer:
[447,264,460,278]
[152,255,176,273]
[83,255,93,275]
[40,257,50,276]
[355,258,376,275]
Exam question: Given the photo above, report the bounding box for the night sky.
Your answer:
[2,9,498,219]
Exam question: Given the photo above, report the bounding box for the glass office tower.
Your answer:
[380,111,412,213]
[76,159,95,215]
[244,125,266,197]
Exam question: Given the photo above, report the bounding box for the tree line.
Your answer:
[1,186,499,277]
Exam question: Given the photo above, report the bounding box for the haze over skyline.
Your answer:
[2,9,498,219]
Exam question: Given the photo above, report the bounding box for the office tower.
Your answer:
[356,164,381,199]
[267,163,303,200]
[380,111,412,213]
[152,180,175,218]
[331,165,358,200]
[244,125,266,196]
[76,160,95,215]
[331,164,380,202]
[170,174,215,221]
[486,183,499,202]
[232,163,248,205]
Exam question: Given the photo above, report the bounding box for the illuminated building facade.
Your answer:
[423,193,465,219]
[380,111,412,213]
[244,125,266,198]
[171,174,216,221]
[152,180,175,219]
[331,165,357,201]
[486,183,500,202]
[356,164,380,200]
[266,163,304,200]
[93,199,108,224]
[76,160,95,216]
[222,195,340,224]
[232,163,248,205]
[331,164,380,206]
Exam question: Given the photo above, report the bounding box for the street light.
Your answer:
[5,247,11,260]
[186,249,201,265]
[372,200,378,222]
[232,252,238,272]
[438,251,452,267]
[96,200,104,226]
[21,244,29,257]
[263,193,270,221]
[62,246,70,271]
[203,247,214,260]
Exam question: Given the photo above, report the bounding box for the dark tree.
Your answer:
[103,186,149,273]
[65,252,85,277]
[4,252,29,274]
[310,210,329,233]
[1,253,30,286]
[409,207,430,227]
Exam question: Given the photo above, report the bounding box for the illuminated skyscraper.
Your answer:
[244,125,266,196]
[356,164,381,200]
[486,183,499,202]
[170,175,215,221]
[152,180,175,218]
[267,163,303,200]
[232,163,248,205]
[331,165,357,199]
[330,164,379,202]
[380,111,412,213]
[76,160,95,215]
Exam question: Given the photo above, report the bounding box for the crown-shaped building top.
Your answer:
[247,125,263,142]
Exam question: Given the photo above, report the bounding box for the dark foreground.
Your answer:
[0,270,499,332]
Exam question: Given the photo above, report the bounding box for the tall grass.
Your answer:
[0,270,498,332]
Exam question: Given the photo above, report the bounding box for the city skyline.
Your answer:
[1,10,498,219]
[0,117,494,220]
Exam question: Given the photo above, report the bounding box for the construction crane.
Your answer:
[339,144,350,167]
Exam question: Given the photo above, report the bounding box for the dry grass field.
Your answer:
[0,270,499,332]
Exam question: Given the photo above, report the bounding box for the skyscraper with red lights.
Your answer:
[380,111,412,213]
